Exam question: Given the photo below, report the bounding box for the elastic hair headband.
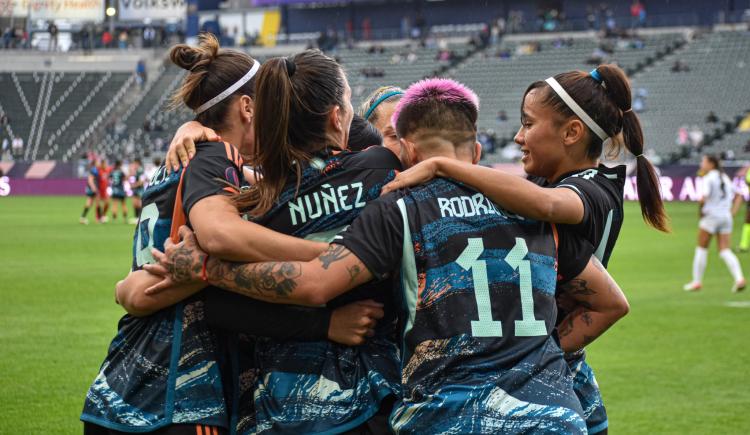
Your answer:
[545,77,608,141]
[364,90,404,120]
[590,68,603,83]
[194,59,261,115]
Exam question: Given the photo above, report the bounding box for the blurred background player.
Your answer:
[80,159,99,224]
[684,154,746,292]
[109,160,128,223]
[96,158,111,223]
[129,158,146,224]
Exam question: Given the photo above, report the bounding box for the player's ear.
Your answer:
[400,138,419,168]
[239,95,254,123]
[329,105,344,134]
[472,141,482,164]
[562,118,586,147]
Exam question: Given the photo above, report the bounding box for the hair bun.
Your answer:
[170,45,201,71]
[169,33,220,71]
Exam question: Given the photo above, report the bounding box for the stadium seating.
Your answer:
[337,41,472,109]
[629,30,750,161]
[0,71,132,161]
[96,65,191,159]
[1,28,748,166]
[448,31,687,161]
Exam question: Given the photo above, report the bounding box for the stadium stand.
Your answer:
[446,30,688,163]
[630,29,750,162]
[340,40,473,108]
[0,71,133,161]
[0,27,748,166]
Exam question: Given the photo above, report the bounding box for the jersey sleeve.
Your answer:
[181,144,243,218]
[332,193,405,280]
[204,289,331,341]
[555,225,595,285]
[555,176,613,242]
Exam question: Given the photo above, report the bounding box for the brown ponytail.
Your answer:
[169,33,257,131]
[596,64,669,232]
[525,63,670,232]
[234,49,346,217]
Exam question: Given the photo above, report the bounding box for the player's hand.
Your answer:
[328,299,384,346]
[144,226,206,294]
[165,121,221,173]
[381,158,440,196]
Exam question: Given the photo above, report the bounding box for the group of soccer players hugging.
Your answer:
[81,33,669,435]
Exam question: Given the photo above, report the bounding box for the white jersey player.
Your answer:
[685,155,746,292]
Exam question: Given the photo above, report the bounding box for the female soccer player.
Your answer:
[117,50,403,434]
[147,78,629,434]
[82,36,374,435]
[109,160,127,222]
[381,64,666,434]
[96,158,111,223]
[80,159,99,224]
[359,85,403,155]
[684,154,745,292]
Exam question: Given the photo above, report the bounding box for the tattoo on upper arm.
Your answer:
[559,279,595,297]
[347,264,363,285]
[318,245,352,269]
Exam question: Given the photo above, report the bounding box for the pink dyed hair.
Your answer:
[391,78,480,131]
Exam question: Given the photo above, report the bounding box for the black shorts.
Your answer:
[83,422,227,435]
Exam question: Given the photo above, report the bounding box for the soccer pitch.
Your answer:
[1,196,749,434]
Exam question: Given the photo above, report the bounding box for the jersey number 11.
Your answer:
[457,237,547,338]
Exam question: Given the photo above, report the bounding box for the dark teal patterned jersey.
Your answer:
[335,178,590,434]
[110,168,126,198]
[81,142,245,432]
[86,166,99,196]
[131,166,146,197]
[210,145,403,434]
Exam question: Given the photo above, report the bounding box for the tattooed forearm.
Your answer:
[169,246,205,284]
[207,257,303,302]
[318,245,352,269]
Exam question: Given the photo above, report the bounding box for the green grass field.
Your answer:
[1,196,749,434]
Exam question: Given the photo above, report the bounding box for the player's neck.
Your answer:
[547,158,599,183]
[216,128,242,151]
[417,149,474,165]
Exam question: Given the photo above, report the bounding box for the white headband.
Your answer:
[545,77,608,141]
[194,59,261,115]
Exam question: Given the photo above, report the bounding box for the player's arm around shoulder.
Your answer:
[384,157,584,224]
[556,257,629,353]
